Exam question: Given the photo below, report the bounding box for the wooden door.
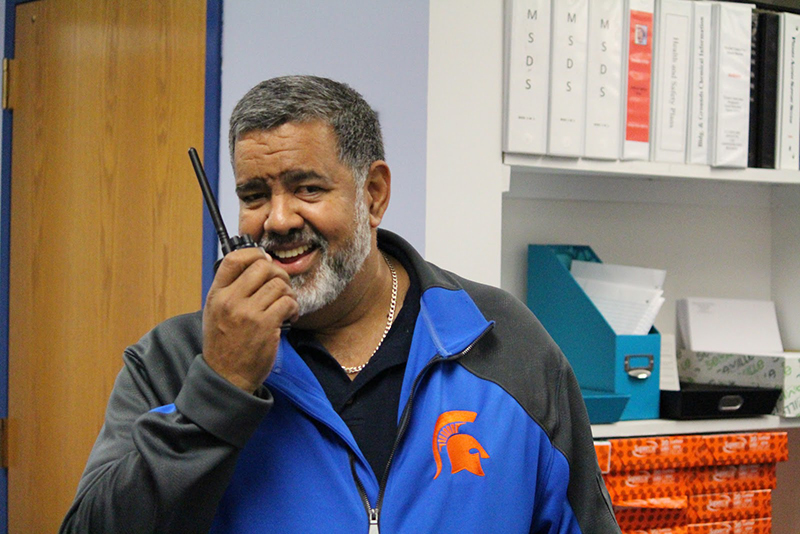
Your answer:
[7,1,205,530]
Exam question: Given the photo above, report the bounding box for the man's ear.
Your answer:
[363,160,391,228]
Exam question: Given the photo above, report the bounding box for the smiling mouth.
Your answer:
[269,244,315,263]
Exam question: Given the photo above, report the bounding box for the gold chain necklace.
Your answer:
[341,252,397,375]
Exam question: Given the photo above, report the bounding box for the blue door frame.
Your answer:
[0,1,221,531]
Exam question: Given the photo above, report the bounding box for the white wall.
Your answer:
[426,0,506,286]
[218,0,430,253]
[501,177,774,336]
[771,185,800,350]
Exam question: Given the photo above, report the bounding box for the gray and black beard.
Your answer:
[259,198,371,316]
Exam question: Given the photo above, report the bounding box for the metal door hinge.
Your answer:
[3,58,13,110]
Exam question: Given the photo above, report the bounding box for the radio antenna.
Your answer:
[188,147,233,255]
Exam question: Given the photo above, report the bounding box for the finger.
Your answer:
[232,256,292,299]
[251,276,297,313]
[266,293,300,327]
[212,247,272,288]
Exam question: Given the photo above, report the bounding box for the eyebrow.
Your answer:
[235,178,267,197]
[235,169,331,196]
[279,169,330,185]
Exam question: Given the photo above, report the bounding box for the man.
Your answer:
[61,75,619,533]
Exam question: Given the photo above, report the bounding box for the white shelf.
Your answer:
[503,153,800,185]
[591,416,800,439]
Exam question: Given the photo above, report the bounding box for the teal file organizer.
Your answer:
[527,245,661,422]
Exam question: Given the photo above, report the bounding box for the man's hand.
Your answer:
[202,247,299,393]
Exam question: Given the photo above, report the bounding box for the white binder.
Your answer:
[584,0,624,160]
[708,2,754,168]
[651,0,693,163]
[548,0,589,157]
[775,12,800,170]
[503,0,552,155]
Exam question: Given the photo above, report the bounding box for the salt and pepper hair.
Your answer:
[229,75,385,187]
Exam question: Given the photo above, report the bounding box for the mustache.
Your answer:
[258,226,327,251]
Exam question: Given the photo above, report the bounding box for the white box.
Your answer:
[677,349,800,417]
[676,297,798,417]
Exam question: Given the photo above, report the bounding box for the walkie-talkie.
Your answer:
[189,147,291,331]
[188,147,257,261]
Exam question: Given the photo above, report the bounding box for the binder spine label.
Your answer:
[687,3,711,164]
[656,13,690,156]
[625,9,654,144]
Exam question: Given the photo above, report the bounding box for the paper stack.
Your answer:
[676,298,784,355]
[570,260,666,336]
[675,297,800,417]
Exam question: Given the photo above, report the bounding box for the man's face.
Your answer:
[233,121,372,316]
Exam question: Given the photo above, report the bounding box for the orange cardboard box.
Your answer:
[688,464,776,495]
[685,517,771,534]
[687,490,771,524]
[698,433,788,467]
[614,496,688,531]
[623,528,687,534]
[605,468,687,501]
[596,441,612,474]
[602,435,703,473]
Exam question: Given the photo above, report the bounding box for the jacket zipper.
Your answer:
[368,508,379,533]
[350,453,380,532]
[351,323,494,532]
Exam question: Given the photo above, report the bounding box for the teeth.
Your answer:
[272,244,311,260]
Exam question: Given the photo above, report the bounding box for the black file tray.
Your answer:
[660,382,782,420]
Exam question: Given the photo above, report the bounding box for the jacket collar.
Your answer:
[377,229,491,358]
[266,229,491,403]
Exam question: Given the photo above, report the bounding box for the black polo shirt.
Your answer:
[287,249,420,482]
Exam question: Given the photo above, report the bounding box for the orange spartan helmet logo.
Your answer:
[432,410,490,479]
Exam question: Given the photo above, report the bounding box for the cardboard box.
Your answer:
[688,464,776,495]
[605,468,687,501]
[596,441,612,474]
[604,462,776,502]
[600,435,704,473]
[676,349,800,417]
[686,490,771,524]
[698,433,789,466]
[596,432,787,474]
[528,245,661,421]
[615,497,688,531]
[685,518,771,534]
[623,528,687,534]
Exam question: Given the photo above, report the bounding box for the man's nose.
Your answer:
[264,194,303,235]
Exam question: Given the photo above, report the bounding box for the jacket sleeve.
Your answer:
[540,361,620,534]
[59,338,272,533]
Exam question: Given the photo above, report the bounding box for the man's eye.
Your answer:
[297,185,323,195]
[239,192,266,204]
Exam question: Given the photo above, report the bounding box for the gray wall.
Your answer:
[218,1,430,253]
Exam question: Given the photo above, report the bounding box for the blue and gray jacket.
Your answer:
[60,230,619,533]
